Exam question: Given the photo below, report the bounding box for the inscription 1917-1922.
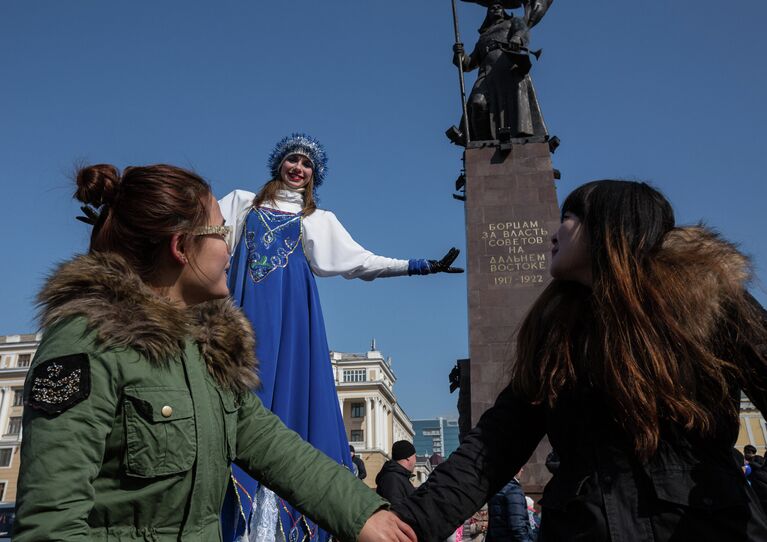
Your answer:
[480,219,549,286]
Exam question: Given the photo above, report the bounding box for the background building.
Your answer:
[332,340,414,488]
[0,333,38,504]
[412,417,460,459]
[738,392,767,456]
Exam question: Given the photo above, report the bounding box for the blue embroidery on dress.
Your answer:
[246,208,302,283]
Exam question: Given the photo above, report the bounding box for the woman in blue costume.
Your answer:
[220,134,462,542]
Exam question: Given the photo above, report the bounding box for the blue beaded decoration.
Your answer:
[246,208,302,283]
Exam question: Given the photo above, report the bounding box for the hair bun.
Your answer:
[75,163,120,206]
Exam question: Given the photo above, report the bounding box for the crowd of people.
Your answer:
[8,132,767,541]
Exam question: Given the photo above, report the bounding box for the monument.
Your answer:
[449,0,559,498]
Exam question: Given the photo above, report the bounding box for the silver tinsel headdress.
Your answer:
[268,133,328,189]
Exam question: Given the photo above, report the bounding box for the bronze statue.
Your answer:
[448,1,553,145]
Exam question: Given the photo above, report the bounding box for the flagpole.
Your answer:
[451,0,471,144]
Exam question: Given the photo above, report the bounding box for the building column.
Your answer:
[375,399,386,453]
[746,415,756,447]
[0,387,9,436]
[383,406,390,453]
[365,397,373,449]
[381,404,388,452]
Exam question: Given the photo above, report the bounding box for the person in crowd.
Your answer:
[734,447,747,474]
[486,470,534,542]
[376,441,418,506]
[219,133,462,540]
[392,180,767,541]
[525,497,540,540]
[746,455,767,511]
[351,445,368,480]
[463,509,488,542]
[745,444,763,466]
[544,449,559,475]
[13,163,416,542]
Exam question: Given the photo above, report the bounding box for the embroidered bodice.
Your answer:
[220,189,410,281]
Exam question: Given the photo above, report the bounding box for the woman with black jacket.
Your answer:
[392,180,767,541]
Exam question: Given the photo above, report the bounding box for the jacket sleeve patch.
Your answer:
[27,353,91,414]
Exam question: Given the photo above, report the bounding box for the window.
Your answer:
[6,417,21,436]
[350,430,364,442]
[0,449,11,468]
[17,354,32,367]
[351,402,365,418]
[12,389,23,407]
[343,369,366,383]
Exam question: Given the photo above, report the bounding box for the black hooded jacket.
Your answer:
[392,229,767,541]
[375,460,415,506]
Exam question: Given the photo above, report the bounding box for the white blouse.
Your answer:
[219,189,410,281]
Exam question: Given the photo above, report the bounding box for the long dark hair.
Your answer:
[512,180,766,459]
[75,164,212,280]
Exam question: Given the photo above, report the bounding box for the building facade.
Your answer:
[332,341,415,488]
[412,417,460,459]
[737,392,767,456]
[0,333,39,504]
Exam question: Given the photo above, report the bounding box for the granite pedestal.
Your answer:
[463,142,560,497]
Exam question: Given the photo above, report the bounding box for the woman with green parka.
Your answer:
[13,163,416,542]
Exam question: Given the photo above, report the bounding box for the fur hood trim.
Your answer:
[661,226,751,285]
[37,252,259,393]
[656,225,753,343]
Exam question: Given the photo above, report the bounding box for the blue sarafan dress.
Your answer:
[220,189,413,542]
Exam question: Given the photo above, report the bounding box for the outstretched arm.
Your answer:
[303,210,462,280]
[391,384,546,541]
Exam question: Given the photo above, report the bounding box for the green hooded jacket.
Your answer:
[14,253,386,541]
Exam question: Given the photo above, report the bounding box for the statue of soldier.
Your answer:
[448,1,553,144]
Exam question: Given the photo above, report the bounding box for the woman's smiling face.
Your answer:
[279,153,314,189]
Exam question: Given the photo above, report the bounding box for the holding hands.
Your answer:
[359,510,417,542]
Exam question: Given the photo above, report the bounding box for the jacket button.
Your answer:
[161,405,173,417]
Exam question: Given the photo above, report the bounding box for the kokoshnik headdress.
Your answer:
[268,133,328,191]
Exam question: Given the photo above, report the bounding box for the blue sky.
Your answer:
[2,1,765,419]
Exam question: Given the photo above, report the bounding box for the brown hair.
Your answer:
[511,180,767,459]
[75,164,212,279]
[254,177,317,216]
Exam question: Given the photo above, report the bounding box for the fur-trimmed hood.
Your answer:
[37,251,259,393]
[657,225,754,344]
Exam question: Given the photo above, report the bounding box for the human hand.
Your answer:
[358,510,417,542]
[428,248,464,274]
[452,43,465,67]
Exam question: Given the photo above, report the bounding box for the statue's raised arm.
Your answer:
[524,0,553,29]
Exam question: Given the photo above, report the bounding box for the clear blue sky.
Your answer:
[2,1,765,419]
